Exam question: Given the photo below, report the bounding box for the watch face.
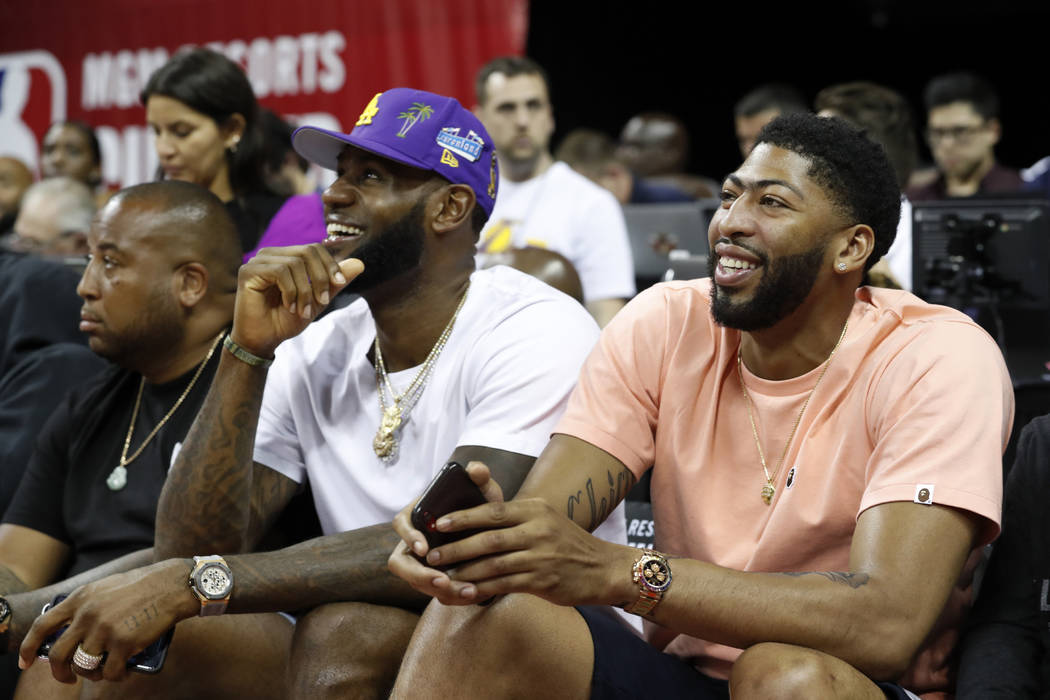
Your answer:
[639,557,671,593]
[198,565,231,599]
[0,598,10,622]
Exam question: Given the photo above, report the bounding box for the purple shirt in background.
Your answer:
[243,193,326,262]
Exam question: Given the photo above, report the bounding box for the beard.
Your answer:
[91,285,186,371]
[344,202,426,294]
[709,240,828,331]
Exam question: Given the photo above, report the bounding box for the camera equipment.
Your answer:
[912,198,1050,351]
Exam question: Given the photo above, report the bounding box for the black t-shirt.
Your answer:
[0,343,107,515]
[956,415,1050,697]
[4,347,221,578]
[0,250,85,375]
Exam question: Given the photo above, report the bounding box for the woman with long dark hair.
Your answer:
[141,48,288,253]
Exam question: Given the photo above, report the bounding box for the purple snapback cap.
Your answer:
[292,88,499,216]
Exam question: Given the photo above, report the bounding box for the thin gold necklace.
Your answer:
[372,283,470,463]
[737,320,848,505]
[106,332,224,491]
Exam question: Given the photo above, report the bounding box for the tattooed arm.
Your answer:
[388,433,637,603]
[521,437,978,678]
[18,445,535,676]
[155,244,364,559]
[3,548,154,653]
[0,525,156,653]
[154,351,295,559]
[390,434,978,679]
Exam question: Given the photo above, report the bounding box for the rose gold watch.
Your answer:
[189,555,233,616]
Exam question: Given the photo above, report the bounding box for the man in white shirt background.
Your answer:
[473,56,635,327]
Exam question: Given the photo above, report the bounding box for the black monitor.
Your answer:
[912,197,1050,364]
[913,198,1050,309]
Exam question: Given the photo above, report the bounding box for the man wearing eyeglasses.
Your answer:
[908,72,1022,201]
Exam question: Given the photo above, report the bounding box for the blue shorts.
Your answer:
[577,606,917,700]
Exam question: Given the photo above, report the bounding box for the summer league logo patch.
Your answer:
[914,484,935,505]
[435,127,483,162]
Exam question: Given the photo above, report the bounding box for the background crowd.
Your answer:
[0,2,1049,697]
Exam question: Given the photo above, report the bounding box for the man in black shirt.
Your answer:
[0,181,290,699]
[0,251,101,515]
[956,414,1050,697]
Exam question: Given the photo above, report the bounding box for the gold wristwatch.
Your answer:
[189,555,234,616]
[623,549,672,616]
[0,597,11,648]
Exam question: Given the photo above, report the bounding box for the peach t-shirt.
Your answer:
[556,279,1013,690]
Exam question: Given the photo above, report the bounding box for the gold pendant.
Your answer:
[761,482,775,505]
[373,404,402,459]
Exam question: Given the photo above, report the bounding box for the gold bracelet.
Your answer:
[222,334,274,368]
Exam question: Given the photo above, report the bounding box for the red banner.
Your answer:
[0,0,528,188]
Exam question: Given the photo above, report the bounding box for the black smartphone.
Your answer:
[36,595,175,674]
[410,461,488,568]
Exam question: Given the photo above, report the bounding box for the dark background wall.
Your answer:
[526,0,1050,180]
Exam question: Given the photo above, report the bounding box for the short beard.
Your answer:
[345,202,425,294]
[92,286,186,371]
[709,242,827,331]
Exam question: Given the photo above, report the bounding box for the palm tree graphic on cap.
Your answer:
[397,103,434,138]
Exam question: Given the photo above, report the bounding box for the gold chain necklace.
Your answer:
[738,321,848,505]
[372,283,470,463]
[105,332,224,491]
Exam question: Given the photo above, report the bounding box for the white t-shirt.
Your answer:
[477,161,636,303]
[882,196,912,291]
[254,266,626,548]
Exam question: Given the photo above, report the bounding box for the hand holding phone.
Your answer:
[35,595,175,674]
[410,461,488,569]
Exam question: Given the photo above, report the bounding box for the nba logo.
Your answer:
[785,466,797,490]
[0,50,67,173]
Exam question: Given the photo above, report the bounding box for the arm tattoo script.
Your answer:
[566,465,634,531]
[780,571,871,589]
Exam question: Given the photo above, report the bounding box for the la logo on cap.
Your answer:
[356,93,382,126]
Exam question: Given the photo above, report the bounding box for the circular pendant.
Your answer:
[106,465,128,491]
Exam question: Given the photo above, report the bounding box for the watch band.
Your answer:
[223,334,274,369]
[189,555,233,617]
[623,549,672,616]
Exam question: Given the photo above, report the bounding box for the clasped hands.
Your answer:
[388,461,627,608]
